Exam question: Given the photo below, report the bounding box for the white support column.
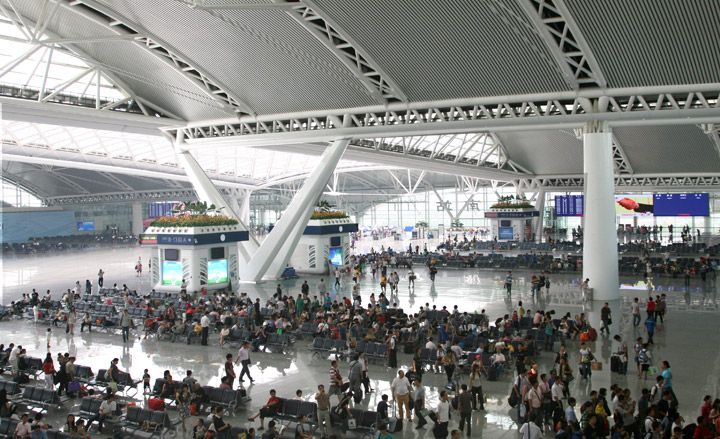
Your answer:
[131,201,143,237]
[175,133,258,262]
[240,138,349,282]
[582,123,619,300]
[534,189,546,243]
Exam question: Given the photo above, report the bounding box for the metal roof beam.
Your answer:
[283,0,407,104]
[519,0,607,89]
[54,0,254,115]
[516,174,720,191]
[170,85,720,146]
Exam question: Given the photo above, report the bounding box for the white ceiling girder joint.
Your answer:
[284,0,406,104]
[57,0,254,116]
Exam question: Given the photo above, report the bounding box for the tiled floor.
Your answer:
[1,246,718,438]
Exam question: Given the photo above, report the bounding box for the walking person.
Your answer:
[600,302,611,336]
[42,353,55,390]
[119,309,131,343]
[457,384,473,436]
[631,297,641,327]
[504,271,513,295]
[413,379,427,429]
[200,312,210,346]
[235,342,254,384]
[97,269,104,289]
[469,364,484,410]
[224,353,236,388]
[645,316,656,344]
[315,385,331,436]
[433,391,450,439]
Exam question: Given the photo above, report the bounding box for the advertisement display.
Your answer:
[653,193,709,216]
[161,261,183,286]
[498,226,514,240]
[555,195,584,216]
[207,259,228,284]
[328,246,343,267]
[615,195,654,216]
[76,221,96,231]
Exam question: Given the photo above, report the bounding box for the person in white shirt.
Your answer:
[631,297,641,327]
[200,313,210,346]
[519,420,542,439]
[435,391,450,437]
[565,397,578,423]
[235,342,254,383]
[390,370,412,421]
[424,338,437,350]
[551,380,564,402]
[95,394,117,433]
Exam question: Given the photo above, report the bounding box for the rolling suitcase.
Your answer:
[610,355,621,373]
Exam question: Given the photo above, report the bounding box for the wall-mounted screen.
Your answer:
[210,247,225,260]
[329,236,341,247]
[161,261,183,286]
[555,195,584,216]
[498,226,514,240]
[164,248,179,261]
[328,246,343,267]
[615,195,654,216]
[653,193,709,216]
[76,221,95,231]
[207,259,228,284]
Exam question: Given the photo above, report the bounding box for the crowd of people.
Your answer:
[1,245,719,439]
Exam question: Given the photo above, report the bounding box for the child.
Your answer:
[143,369,151,394]
[46,328,51,349]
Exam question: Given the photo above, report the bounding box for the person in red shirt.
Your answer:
[700,395,712,421]
[248,389,281,430]
[646,297,656,320]
[693,416,714,439]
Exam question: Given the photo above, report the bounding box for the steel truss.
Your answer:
[515,174,720,191]
[169,84,720,146]
[284,0,406,104]
[54,0,253,115]
[519,0,606,89]
[44,188,201,205]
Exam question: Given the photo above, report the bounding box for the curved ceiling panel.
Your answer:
[312,0,571,101]
[565,0,720,87]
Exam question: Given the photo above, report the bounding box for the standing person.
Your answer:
[235,342,254,383]
[97,269,104,289]
[581,278,590,300]
[334,268,341,288]
[631,297,641,327]
[175,384,191,434]
[386,331,398,369]
[434,391,450,439]
[66,308,76,335]
[42,353,55,390]
[645,316,656,344]
[315,385,331,436]
[413,379,427,429]
[135,258,143,277]
[328,360,343,402]
[119,309,131,343]
[200,312,210,346]
[224,354,236,388]
[660,361,678,406]
[408,269,416,288]
[457,384,473,437]
[638,343,652,380]
[544,276,550,295]
[600,303,611,336]
[391,370,412,424]
[646,296,656,320]
[469,364,484,410]
[504,271,513,295]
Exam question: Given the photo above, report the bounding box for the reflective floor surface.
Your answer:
[1,246,719,438]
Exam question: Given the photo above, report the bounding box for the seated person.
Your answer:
[211,406,231,433]
[247,389,281,429]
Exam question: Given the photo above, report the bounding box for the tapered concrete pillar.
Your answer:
[240,138,349,282]
[534,189,545,243]
[175,132,259,262]
[582,123,619,301]
[131,201,144,236]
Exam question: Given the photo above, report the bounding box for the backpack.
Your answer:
[638,349,649,363]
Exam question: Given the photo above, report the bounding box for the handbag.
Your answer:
[508,390,520,408]
[607,318,612,325]
[591,361,603,371]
